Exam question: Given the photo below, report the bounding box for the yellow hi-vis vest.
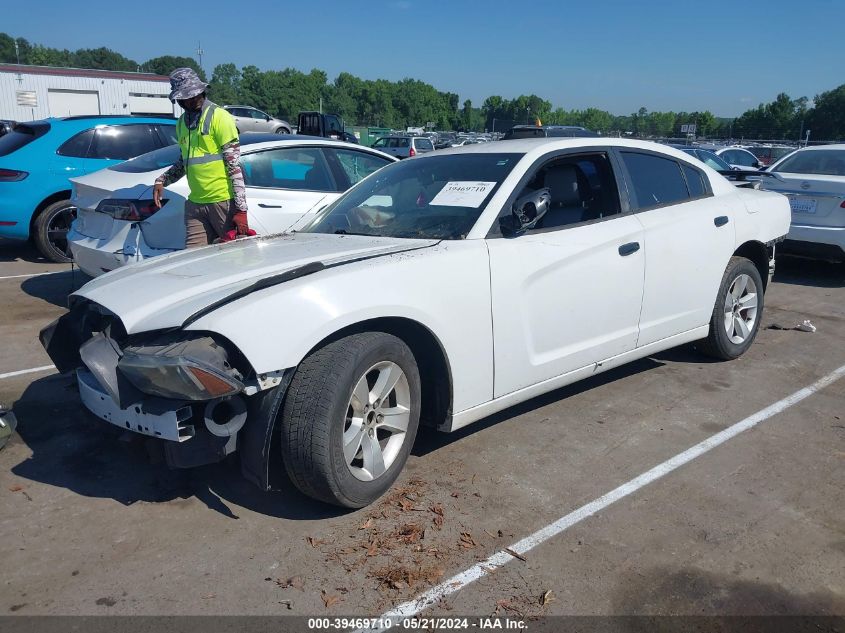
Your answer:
[176,101,239,204]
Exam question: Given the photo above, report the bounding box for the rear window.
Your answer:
[109,144,180,173]
[773,150,845,176]
[0,122,51,157]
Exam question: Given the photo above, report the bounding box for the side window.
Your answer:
[155,124,177,146]
[398,138,410,148]
[415,139,433,151]
[251,109,268,120]
[91,125,160,161]
[620,151,689,210]
[682,164,707,198]
[515,152,622,231]
[371,138,387,148]
[331,149,393,186]
[325,116,342,133]
[241,147,335,191]
[56,129,95,157]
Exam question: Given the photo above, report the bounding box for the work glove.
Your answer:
[232,210,255,236]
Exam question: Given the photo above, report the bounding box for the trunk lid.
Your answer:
[71,169,163,240]
[763,173,845,228]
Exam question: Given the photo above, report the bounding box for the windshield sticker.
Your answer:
[430,181,497,207]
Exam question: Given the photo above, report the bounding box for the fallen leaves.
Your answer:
[370,564,444,591]
[276,576,304,590]
[539,589,555,606]
[321,590,341,608]
[306,537,324,548]
[458,532,476,549]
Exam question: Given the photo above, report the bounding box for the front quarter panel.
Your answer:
[186,240,494,414]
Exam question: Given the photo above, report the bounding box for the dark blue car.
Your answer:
[0,115,176,261]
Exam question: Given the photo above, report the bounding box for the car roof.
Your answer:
[433,136,691,157]
[232,135,397,160]
[785,144,845,152]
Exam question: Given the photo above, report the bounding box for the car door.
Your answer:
[617,150,736,347]
[241,146,337,233]
[486,150,646,397]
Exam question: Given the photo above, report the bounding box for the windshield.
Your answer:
[303,153,522,240]
[773,149,845,176]
[109,144,180,173]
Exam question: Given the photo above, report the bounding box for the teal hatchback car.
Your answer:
[0,116,176,262]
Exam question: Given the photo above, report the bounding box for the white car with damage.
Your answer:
[41,138,791,508]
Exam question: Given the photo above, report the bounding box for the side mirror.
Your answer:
[500,188,551,236]
[265,115,271,121]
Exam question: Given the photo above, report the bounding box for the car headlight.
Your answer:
[117,335,244,401]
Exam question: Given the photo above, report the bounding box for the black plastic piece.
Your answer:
[240,370,294,491]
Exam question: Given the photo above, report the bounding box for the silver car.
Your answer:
[223,105,292,134]
[370,135,434,159]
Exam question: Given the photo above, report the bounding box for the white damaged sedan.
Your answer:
[41,138,790,508]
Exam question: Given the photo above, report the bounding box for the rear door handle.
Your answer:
[257,203,282,208]
[618,242,640,256]
[714,216,729,227]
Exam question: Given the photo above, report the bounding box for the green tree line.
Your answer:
[2,32,843,140]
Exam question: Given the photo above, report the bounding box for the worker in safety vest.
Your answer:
[153,67,253,247]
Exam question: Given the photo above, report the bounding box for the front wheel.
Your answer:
[275,127,290,135]
[280,332,421,508]
[698,256,764,360]
[34,199,76,263]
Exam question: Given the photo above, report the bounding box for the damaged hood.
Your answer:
[74,233,438,333]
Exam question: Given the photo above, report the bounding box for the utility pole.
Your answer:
[195,42,204,74]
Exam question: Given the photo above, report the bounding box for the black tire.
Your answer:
[274,127,290,135]
[280,332,421,508]
[34,199,76,263]
[698,256,764,360]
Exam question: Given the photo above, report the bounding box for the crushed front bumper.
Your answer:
[77,369,194,442]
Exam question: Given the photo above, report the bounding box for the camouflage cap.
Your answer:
[168,67,208,102]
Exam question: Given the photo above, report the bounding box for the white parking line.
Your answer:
[0,365,56,380]
[0,271,64,281]
[360,362,845,632]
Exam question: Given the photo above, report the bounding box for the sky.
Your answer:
[4,0,842,118]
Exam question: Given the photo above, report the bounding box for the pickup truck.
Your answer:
[297,111,358,143]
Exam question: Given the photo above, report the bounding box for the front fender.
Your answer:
[186,241,494,415]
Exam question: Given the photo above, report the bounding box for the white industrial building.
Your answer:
[0,64,179,121]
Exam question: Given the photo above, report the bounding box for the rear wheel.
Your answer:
[698,256,764,360]
[34,199,76,263]
[280,332,420,508]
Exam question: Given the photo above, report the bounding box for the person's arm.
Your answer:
[152,155,185,208]
[221,140,247,214]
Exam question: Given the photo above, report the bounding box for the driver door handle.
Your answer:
[618,242,640,256]
[257,203,282,208]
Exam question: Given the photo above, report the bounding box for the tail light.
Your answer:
[0,169,28,182]
[95,198,166,221]
[409,146,416,157]
[840,200,845,208]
